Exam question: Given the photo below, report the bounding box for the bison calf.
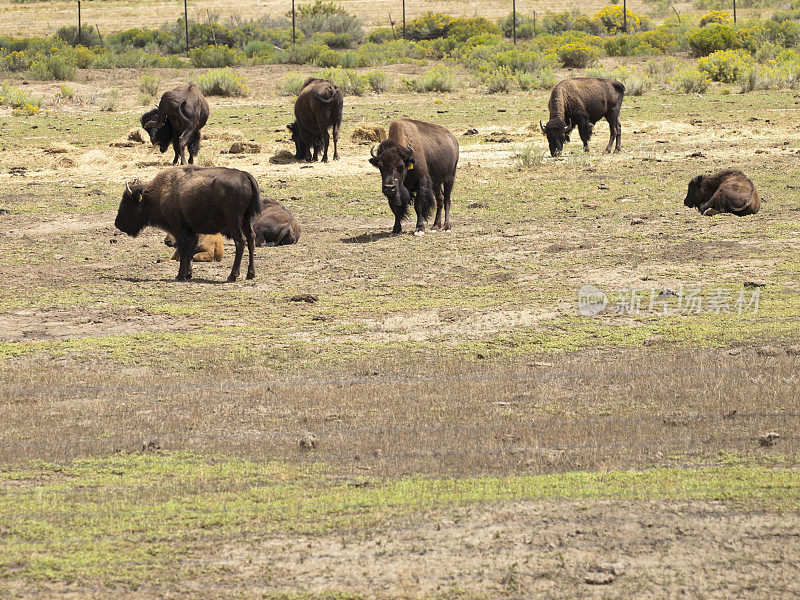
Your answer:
[164,233,224,262]
[369,119,459,234]
[254,201,301,246]
[541,77,625,157]
[115,166,261,282]
[684,169,761,216]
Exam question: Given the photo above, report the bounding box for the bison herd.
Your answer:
[116,76,762,282]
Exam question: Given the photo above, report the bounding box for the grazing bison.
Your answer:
[141,83,210,166]
[684,169,761,216]
[164,233,224,262]
[115,166,261,282]
[369,118,459,234]
[254,201,301,246]
[288,77,343,163]
[540,77,625,157]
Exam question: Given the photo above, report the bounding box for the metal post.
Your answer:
[77,1,81,45]
[512,0,516,45]
[733,0,737,22]
[292,0,296,44]
[402,0,406,39]
[533,10,536,36]
[623,0,627,32]
[184,0,189,56]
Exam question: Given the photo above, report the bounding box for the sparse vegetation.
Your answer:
[196,67,248,96]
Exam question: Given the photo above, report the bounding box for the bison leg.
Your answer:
[319,127,331,163]
[332,122,340,161]
[578,120,593,153]
[442,176,455,231]
[177,129,193,165]
[175,233,197,281]
[172,139,180,165]
[432,183,444,230]
[228,236,245,282]
[245,223,256,280]
[614,121,622,153]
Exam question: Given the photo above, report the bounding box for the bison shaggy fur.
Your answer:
[254,201,301,246]
[289,77,343,163]
[141,83,210,166]
[684,169,761,216]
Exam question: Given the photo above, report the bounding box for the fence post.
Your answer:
[733,0,737,22]
[292,0,296,44]
[77,1,81,45]
[623,0,627,33]
[512,0,516,45]
[184,0,190,56]
[533,10,536,36]
[402,0,406,39]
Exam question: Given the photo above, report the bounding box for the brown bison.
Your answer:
[288,77,343,163]
[164,233,224,262]
[254,201,301,246]
[540,77,625,157]
[369,119,459,234]
[115,166,261,282]
[141,83,210,166]
[684,169,761,216]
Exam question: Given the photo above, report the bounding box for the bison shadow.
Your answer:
[341,231,398,244]
[112,275,229,285]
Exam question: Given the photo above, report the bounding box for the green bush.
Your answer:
[699,10,732,26]
[0,80,43,114]
[318,67,366,95]
[542,11,576,34]
[139,74,160,96]
[449,17,500,41]
[196,68,248,97]
[587,65,651,95]
[314,48,341,67]
[688,23,739,56]
[56,24,101,47]
[189,44,244,67]
[673,67,711,92]
[2,50,31,71]
[27,54,76,80]
[484,66,514,93]
[366,70,389,92]
[402,65,457,92]
[278,72,305,96]
[294,1,363,44]
[557,41,598,67]
[516,68,556,89]
[698,49,751,82]
[406,12,453,40]
[366,27,394,44]
[498,14,537,39]
[594,6,652,33]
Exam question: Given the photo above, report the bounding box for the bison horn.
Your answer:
[539,120,546,133]
[125,181,132,195]
[405,145,413,155]
[370,145,378,159]
[564,118,572,132]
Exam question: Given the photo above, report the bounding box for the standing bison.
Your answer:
[114,166,261,282]
[141,83,210,166]
[254,201,301,246]
[540,77,625,157]
[684,169,761,216]
[288,77,343,163]
[369,119,459,235]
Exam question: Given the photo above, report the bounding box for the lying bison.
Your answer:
[115,166,261,282]
[369,119,459,234]
[164,233,224,262]
[540,77,625,157]
[141,83,210,166]
[254,201,301,246]
[684,169,761,216]
[288,77,343,163]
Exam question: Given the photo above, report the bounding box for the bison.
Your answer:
[115,166,261,282]
[684,169,761,216]
[254,201,301,246]
[369,119,459,234]
[141,83,210,166]
[540,77,625,157]
[288,77,343,163]
[164,233,224,262]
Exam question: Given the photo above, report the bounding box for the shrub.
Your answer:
[314,48,341,67]
[513,144,546,169]
[699,10,732,26]
[196,68,248,97]
[406,12,453,40]
[189,44,244,68]
[57,83,74,100]
[2,50,30,71]
[688,23,739,56]
[698,49,751,82]
[27,54,76,80]
[557,41,598,67]
[63,46,95,68]
[294,1,363,44]
[449,17,500,41]
[139,74,160,96]
[278,72,305,96]
[367,27,394,43]
[542,11,576,34]
[498,14,537,39]
[366,70,389,92]
[484,67,514,93]
[100,89,119,112]
[402,65,456,92]
[56,24,100,47]
[0,80,43,115]
[318,67,366,95]
[594,6,652,33]
[674,67,711,92]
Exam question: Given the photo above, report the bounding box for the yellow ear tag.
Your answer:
[408,163,414,170]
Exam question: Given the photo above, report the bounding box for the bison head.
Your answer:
[114,180,147,237]
[684,175,705,210]
[369,142,414,212]
[141,107,173,153]
[287,122,311,161]
[540,117,572,157]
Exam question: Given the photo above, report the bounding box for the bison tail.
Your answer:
[612,81,626,95]
[312,91,336,104]
[245,173,262,222]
